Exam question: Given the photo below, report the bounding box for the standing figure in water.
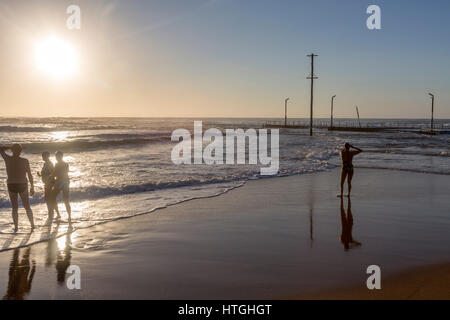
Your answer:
[37,151,60,222]
[339,143,363,197]
[0,144,35,232]
[51,151,71,223]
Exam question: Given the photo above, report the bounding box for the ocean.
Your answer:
[0,117,449,250]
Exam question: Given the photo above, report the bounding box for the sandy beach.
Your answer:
[2,0,450,306]
[0,168,448,299]
[294,263,450,300]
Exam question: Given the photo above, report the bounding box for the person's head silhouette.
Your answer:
[11,144,23,157]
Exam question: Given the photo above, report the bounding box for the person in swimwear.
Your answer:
[51,151,71,222]
[339,142,363,197]
[0,144,35,232]
[37,151,60,221]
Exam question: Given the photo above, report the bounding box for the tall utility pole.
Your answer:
[356,106,361,128]
[428,93,435,132]
[284,98,290,126]
[307,54,318,136]
[330,95,336,128]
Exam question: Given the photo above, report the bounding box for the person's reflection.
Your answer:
[45,223,72,285]
[56,226,72,285]
[3,247,36,300]
[339,197,361,251]
[45,221,61,267]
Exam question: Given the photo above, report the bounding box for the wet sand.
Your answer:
[0,169,449,299]
[293,263,450,300]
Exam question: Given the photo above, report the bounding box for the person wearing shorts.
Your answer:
[0,144,35,232]
[339,143,363,197]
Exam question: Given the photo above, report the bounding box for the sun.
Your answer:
[34,36,80,80]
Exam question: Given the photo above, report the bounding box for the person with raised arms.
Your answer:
[339,143,363,198]
[0,144,35,232]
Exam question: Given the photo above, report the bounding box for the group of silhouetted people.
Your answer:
[1,144,71,232]
[0,141,362,233]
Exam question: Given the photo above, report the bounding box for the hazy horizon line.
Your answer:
[0,116,448,120]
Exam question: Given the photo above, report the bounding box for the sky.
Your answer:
[0,0,449,118]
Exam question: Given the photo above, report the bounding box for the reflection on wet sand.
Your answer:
[46,224,73,285]
[3,247,36,300]
[339,197,361,251]
[45,221,61,268]
[3,223,74,299]
[56,226,73,285]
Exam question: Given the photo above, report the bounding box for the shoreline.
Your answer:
[2,164,447,254]
[0,168,449,299]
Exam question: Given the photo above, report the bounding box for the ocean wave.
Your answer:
[0,161,336,209]
[0,176,248,209]
[71,132,170,140]
[74,177,249,201]
[357,166,450,175]
[0,125,125,132]
[366,149,450,158]
[21,136,170,153]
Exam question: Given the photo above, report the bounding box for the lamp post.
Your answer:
[307,53,318,136]
[330,95,336,128]
[284,98,290,126]
[428,93,435,132]
[356,106,361,128]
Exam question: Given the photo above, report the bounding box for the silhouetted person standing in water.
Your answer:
[51,151,71,222]
[37,151,60,222]
[0,144,35,232]
[339,143,363,197]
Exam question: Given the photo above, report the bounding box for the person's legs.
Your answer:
[8,191,19,232]
[54,200,61,218]
[62,186,71,222]
[44,185,54,221]
[50,185,61,219]
[340,169,348,197]
[19,190,34,229]
[347,197,352,222]
[347,170,354,196]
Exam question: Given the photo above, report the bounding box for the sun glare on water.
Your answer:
[34,36,80,80]
[50,131,69,141]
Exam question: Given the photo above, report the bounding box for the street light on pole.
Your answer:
[284,98,290,126]
[330,95,336,128]
[428,93,435,133]
[307,53,318,136]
